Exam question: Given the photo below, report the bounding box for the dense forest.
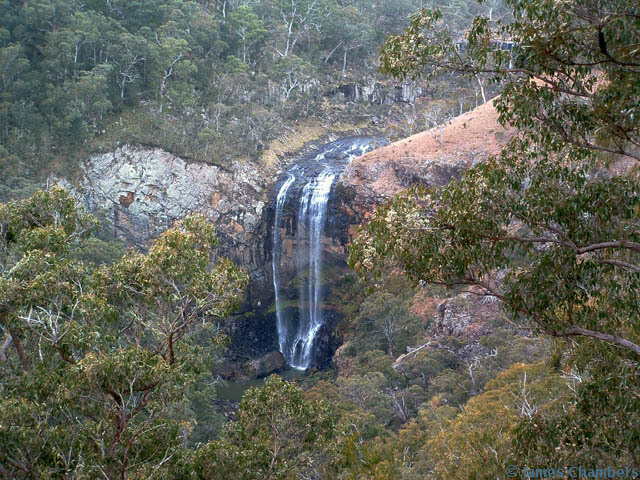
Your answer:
[1,0,639,479]
[0,0,501,201]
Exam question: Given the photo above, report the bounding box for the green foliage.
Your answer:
[194,375,340,480]
[350,0,640,471]
[379,0,639,163]
[227,6,268,64]
[418,363,569,479]
[0,188,247,478]
[0,0,492,179]
[353,291,420,357]
[514,345,640,469]
[351,152,640,359]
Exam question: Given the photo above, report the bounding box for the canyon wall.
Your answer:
[70,99,511,375]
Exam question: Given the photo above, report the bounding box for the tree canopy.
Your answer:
[351,0,640,468]
[1,0,467,184]
[0,187,247,478]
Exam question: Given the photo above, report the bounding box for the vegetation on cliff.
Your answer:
[0,0,496,201]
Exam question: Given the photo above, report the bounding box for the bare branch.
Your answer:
[548,325,640,357]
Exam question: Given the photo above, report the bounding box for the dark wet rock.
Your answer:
[69,135,394,373]
[226,310,279,363]
[243,351,285,378]
[212,398,238,421]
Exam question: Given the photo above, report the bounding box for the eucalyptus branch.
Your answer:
[598,258,640,273]
[547,325,640,357]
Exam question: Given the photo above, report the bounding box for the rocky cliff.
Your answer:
[70,99,511,375]
[76,145,275,305]
[334,78,427,105]
[70,133,380,372]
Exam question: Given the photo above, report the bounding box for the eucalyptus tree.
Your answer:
[351,0,640,466]
[335,5,375,74]
[194,375,341,480]
[0,187,247,479]
[259,0,328,58]
[227,5,268,64]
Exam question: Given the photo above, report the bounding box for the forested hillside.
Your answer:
[0,0,503,200]
[1,0,638,478]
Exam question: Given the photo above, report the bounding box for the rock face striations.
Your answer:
[78,145,273,305]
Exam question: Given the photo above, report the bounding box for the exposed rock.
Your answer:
[226,310,279,362]
[394,292,504,371]
[70,135,383,373]
[242,351,285,378]
[435,293,499,339]
[333,342,355,376]
[334,78,427,105]
[69,101,513,374]
[75,145,274,305]
[212,398,238,421]
[336,101,515,372]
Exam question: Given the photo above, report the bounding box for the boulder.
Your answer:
[242,351,285,378]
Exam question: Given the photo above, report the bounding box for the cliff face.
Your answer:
[334,78,427,105]
[74,101,505,295]
[77,145,274,304]
[74,100,509,318]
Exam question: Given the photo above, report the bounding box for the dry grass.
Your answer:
[260,119,367,168]
[358,99,510,167]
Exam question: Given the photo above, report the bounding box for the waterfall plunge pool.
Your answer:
[215,368,307,402]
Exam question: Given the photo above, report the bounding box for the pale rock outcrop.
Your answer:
[76,145,274,302]
[436,293,499,339]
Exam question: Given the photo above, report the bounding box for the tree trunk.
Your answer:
[476,75,487,103]
[342,48,348,76]
[0,333,12,362]
[9,328,28,371]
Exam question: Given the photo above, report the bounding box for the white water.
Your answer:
[272,173,296,356]
[272,137,384,370]
[291,169,335,368]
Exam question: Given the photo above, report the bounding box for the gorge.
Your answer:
[70,101,507,376]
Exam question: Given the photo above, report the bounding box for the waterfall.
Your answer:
[291,169,335,368]
[272,173,296,357]
[272,137,386,370]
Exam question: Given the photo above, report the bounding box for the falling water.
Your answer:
[272,137,385,370]
[272,173,296,356]
[291,169,335,368]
